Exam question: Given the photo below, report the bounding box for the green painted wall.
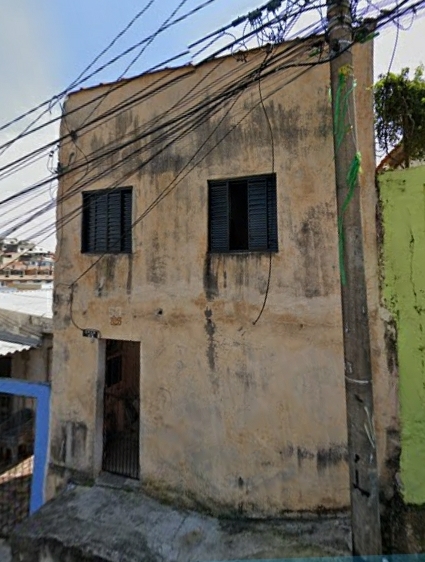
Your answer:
[380,165,425,504]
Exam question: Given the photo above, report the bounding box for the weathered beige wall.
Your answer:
[11,336,52,385]
[11,335,52,411]
[0,308,52,410]
[49,40,391,515]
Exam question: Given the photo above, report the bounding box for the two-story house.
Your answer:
[48,38,397,518]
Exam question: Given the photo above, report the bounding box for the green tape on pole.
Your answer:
[338,151,362,286]
[333,67,361,286]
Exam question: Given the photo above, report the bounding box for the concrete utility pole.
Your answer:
[327,0,382,555]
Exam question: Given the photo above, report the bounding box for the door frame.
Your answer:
[0,378,50,514]
[94,338,142,479]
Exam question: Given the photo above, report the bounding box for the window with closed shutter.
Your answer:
[209,181,229,252]
[208,174,278,253]
[82,187,133,254]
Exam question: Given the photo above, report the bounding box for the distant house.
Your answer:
[377,163,425,551]
[0,289,52,536]
[0,289,53,422]
[0,239,54,289]
[376,143,424,172]
[48,38,395,520]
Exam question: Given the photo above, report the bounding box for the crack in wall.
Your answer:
[408,226,425,376]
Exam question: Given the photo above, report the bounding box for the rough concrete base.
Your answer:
[10,484,351,562]
[0,539,11,562]
[382,491,425,553]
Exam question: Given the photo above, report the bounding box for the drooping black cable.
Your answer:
[1,0,423,235]
[0,30,314,210]
[253,48,275,326]
[0,0,326,164]
[46,0,425,285]
[0,0,218,136]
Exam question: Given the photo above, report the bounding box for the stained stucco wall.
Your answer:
[48,40,391,515]
[0,308,52,411]
[380,165,425,505]
[11,336,52,385]
[11,335,52,412]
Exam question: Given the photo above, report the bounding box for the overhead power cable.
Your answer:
[31,0,424,256]
[13,39,326,247]
[0,0,218,137]
[3,43,314,245]
[0,3,418,196]
[0,0,159,160]
[0,0,324,199]
[2,31,318,224]
[0,0,322,157]
[0,0,415,180]
[0,55,283,238]
[1,0,422,244]
[0,2,422,241]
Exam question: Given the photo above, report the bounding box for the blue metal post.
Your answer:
[0,378,51,514]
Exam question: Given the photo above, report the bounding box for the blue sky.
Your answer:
[6,0,423,90]
[0,0,424,249]
[2,0,262,97]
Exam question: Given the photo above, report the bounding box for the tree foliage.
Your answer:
[375,65,425,167]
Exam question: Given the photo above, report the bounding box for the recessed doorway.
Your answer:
[102,339,140,479]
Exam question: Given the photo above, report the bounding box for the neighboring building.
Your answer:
[378,164,425,549]
[376,143,424,172]
[0,239,54,289]
[0,289,53,420]
[0,289,53,537]
[49,39,394,519]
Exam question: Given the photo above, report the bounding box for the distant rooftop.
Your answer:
[0,288,53,319]
[0,340,33,357]
[377,143,425,172]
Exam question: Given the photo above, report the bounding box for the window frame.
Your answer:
[81,187,133,255]
[208,173,278,254]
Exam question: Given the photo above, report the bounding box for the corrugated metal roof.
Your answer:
[0,288,53,318]
[0,340,32,357]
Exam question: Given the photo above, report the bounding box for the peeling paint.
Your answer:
[203,254,218,300]
[293,203,336,298]
[297,447,315,467]
[316,445,348,473]
[204,308,217,386]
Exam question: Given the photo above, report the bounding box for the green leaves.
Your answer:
[375,65,425,167]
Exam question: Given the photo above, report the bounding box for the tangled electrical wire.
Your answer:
[0,0,422,339]
[0,0,424,250]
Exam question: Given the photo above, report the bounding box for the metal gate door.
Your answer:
[0,380,50,537]
[102,340,140,479]
[0,395,35,536]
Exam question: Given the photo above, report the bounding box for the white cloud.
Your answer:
[375,17,425,77]
[0,2,60,251]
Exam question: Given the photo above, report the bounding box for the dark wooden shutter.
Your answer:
[248,177,268,251]
[82,191,107,253]
[267,175,278,251]
[209,181,229,252]
[107,191,122,252]
[82,193,94,252]
[121,189,132,253]
[94,192,108,253]
[82,188,132,254]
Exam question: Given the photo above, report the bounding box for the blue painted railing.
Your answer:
[0,378,50,514]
